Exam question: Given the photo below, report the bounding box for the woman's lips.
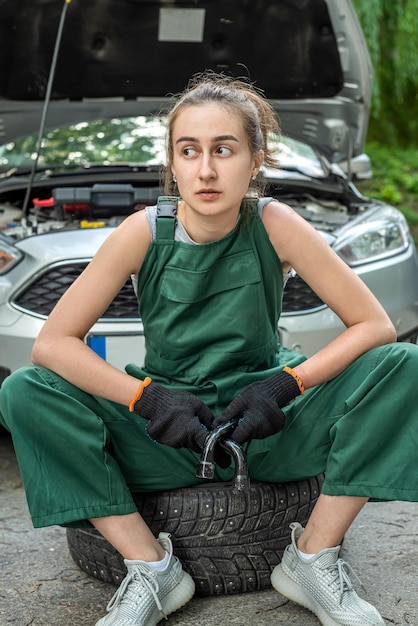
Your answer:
[197,190,221,199]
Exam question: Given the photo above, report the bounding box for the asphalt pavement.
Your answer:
[1,433,417,626]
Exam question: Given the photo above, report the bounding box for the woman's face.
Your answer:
[171,102,263,222]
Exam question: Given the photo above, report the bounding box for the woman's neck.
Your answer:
[177,200,241,244]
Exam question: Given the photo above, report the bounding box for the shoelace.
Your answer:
[106,563,166,618]
[326,558,365,603]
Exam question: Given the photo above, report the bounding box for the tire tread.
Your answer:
[67,476,323,596]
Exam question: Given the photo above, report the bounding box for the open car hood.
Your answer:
[0,0,372,164]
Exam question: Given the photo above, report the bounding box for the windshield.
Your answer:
[0,116,326,177]
[0,116,167,172]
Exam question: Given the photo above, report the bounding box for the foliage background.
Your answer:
[351,0,418,243]
[352,0,418,146]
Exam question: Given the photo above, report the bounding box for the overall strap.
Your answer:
[155,196,178,239]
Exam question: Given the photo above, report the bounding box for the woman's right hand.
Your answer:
[131,381,214,452]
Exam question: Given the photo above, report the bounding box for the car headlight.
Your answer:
[0,238,23,274]
[334,206,410,267]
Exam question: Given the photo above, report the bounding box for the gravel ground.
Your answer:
[1,434,417,626]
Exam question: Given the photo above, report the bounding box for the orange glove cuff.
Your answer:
[283,366,305,395]
[128,376,152,412]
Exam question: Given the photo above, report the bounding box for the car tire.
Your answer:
[66,475,323,596]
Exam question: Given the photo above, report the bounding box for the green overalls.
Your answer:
[1,199,418,529]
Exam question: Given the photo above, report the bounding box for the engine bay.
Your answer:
[0,181,359,244]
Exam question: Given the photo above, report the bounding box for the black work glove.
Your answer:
[130,379,214,452]
[213,369,303,445]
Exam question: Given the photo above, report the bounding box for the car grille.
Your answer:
[283,275,325,312]
[12,262,325,319]
[13,262,139,319]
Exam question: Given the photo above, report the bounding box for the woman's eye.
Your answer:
[183,147,197,157]
[216,146,232,156]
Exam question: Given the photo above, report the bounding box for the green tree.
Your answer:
[352,0,418,145]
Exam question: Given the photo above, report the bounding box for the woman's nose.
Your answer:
[199,154,216,180]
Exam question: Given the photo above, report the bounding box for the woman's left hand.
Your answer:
[213,369,301,444]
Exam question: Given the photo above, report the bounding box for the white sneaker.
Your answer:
[96,532,195,626]
[271,523,385,626]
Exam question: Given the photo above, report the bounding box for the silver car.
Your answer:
[1,0,418,387]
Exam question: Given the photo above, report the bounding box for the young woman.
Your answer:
[1,71,417,626]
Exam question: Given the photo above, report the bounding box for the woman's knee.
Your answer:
[1,365,46,399]
[0,366,37,430]
[375,341,418,372]
[0,365,54,430]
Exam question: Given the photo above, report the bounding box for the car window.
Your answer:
[0,116,326,178]
[0,116,167,171]
[270,134,326,178]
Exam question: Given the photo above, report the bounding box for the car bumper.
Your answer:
[1,243,418,379]
[280,243,418,356]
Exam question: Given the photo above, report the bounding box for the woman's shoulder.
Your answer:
[257,196,276,214]
[258,197,296,223]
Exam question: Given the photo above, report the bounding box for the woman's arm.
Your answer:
[31,210,152,405]
[262,201,396,389]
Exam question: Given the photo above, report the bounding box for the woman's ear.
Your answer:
[253,150,264,175]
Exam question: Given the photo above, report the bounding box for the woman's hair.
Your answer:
[163,70,281,197]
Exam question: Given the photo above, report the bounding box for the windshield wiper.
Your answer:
[0,165,57,179]
[0,162,161,181]
[81,163,161,173]
[277,164,328,179]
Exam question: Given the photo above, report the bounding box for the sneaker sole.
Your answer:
[271,564,344,626]
[148,571,195,626]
